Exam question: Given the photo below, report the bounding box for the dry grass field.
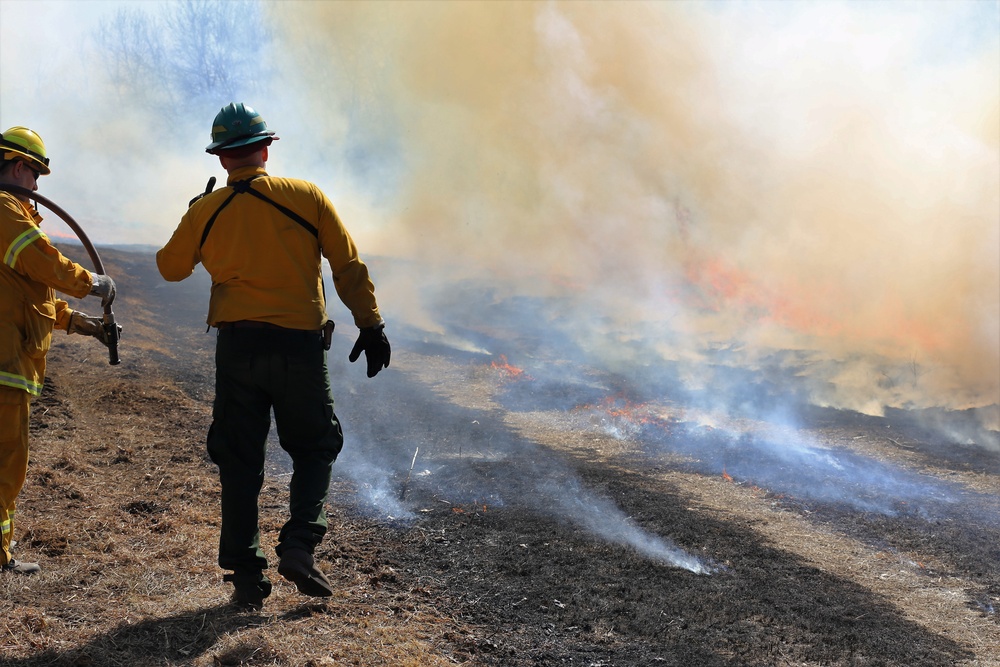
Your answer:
[1,246,997,666]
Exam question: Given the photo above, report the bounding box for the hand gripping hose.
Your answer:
[0,184,121,365]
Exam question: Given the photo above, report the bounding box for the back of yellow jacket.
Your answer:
[156,166,382,331]
[0,192,93,396]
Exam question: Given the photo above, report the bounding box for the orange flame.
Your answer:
[451,504,488,514]
[46,229,77,242]
[490,355,531,381]
[588,395,674,431]
[680,253,949,353]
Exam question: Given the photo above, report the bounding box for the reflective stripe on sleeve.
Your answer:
[4,226,46,268]
[0,371,42,396]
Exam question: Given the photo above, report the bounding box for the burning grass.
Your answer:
[488,355,530,382]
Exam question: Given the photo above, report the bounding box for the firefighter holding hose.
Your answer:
[0,126,117,575]
[156,103,390,610]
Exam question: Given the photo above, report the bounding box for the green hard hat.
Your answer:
[205,102,277,154]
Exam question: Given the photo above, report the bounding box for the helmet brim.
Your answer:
[1,149,51,175]
[205,132,278,155]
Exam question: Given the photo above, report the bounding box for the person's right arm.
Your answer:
[1,196,92,299]
[156,213,200,281]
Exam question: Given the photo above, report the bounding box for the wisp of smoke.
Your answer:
[548,475,716,574]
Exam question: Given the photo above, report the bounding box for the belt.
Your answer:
[216,320,333,350]
[217,320,300,331]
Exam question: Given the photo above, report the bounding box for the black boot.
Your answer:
[224,572,272,610]
[277,548,333,597]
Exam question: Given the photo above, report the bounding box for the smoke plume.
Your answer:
[271,1,1000,427]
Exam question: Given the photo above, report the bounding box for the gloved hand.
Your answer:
[89,272,116,307]
[67,311,122,349]
[349,322,391,378]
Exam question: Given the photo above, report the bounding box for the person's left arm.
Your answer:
[313,185,389,377]
[313,187,382,328]
[17,233,103,335]
[54,299,74,332]
[18,235,112,337]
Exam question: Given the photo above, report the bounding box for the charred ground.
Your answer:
[1,246,998,667]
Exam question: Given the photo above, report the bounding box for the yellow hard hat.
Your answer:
[1,126,51,175]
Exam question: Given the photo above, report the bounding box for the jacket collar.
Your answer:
[226,166,267,185]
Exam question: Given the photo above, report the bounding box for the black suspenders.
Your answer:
[199,176,319,249]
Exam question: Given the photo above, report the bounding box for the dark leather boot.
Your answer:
[224,572,272,610]
[277,548,333,597]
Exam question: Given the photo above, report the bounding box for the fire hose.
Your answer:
[0,184,121,365]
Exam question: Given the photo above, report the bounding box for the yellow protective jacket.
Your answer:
[0,191,93,396]
[156,166,382,330]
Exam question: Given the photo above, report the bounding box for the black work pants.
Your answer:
[207,326,343,578]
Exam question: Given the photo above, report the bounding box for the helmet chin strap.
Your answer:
[0,183,121,366]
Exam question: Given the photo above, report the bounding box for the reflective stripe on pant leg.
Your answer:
[1,510,10,546]
[0,388,30,566]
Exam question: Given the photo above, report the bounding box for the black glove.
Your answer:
[89,272,116,307]
[188,176,216,207]
[349,323,390,378]
[67,311,122,349]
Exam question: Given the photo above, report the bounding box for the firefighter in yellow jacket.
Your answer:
[156,103,391,610]
[0,126,117,574]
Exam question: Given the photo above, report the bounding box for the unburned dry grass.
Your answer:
[1,339,472,667]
